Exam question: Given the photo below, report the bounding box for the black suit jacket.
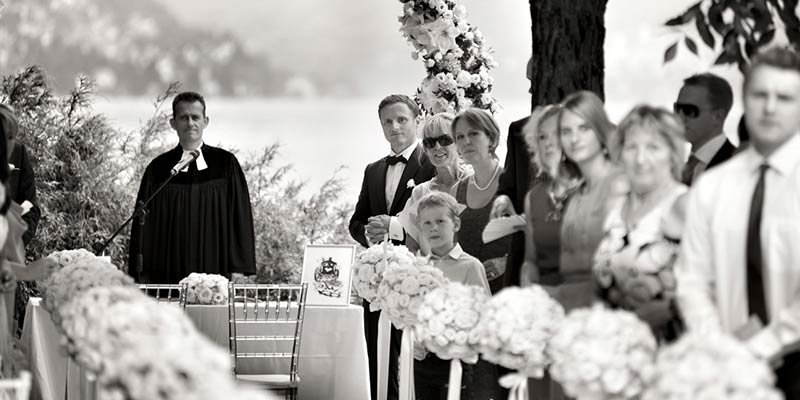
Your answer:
[349,145,435,248]
[707,139,736,170]
[8,143,40,245]
[496,117,532,212]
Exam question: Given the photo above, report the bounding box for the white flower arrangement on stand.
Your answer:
[352,242,419,311]
[377,263,448,330]
[415,282,487,400]
[377,261,448,400]
[178,272,229,305]
[548,305,657,400]
[472,286,565,399]
[41,257,134,327]
[58,286,198,374]
[398,0,499,115]
[642,332,782,400]
[47,248,99,268]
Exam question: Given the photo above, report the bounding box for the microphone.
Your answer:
[170,150,200,176]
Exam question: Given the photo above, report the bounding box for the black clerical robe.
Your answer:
[129,144,256,283]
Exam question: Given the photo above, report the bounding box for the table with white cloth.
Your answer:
[20,297,370,400]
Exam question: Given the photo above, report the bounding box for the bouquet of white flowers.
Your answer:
[548,305,657,400]
[179,272,228,305]
[415,282,487,363]
[47,248,98,268]
[594,233,679,311]
[59,286,197,374]
[472,286,564,378]
[41,258,134,327]
[642,332,782,400]
[352,242,419,311]
[377,262,448,330]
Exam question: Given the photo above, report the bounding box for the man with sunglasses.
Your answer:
[349,94,435,400]
[674,73,737,185]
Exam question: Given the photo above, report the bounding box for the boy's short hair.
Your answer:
[415,191,461,222]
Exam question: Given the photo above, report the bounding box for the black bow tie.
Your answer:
[386,155,406,166]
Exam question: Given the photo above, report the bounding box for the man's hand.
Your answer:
[366,215,391,244]
[490,195,517,219]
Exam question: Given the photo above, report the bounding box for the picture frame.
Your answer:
[301,244,356,306]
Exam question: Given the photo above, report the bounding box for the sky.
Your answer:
[150,0,747,134]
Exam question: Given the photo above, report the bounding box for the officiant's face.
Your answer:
[171,101,209,149]
[379,102,418,153]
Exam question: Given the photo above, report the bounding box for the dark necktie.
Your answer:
[386,155,406,166]
[746,163,769,324]
[682,154,701,185]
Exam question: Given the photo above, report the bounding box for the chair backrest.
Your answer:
[0,371,31,400]
[227,283,309,381]
[138,284,188,309]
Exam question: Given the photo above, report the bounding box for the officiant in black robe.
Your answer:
[128,92,256,283]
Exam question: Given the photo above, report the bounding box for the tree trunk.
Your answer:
[529,0,608,109]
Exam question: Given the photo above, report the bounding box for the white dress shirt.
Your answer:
[676,132,800,359]
[180,143,208,172]
[687,133,727,181]
[383,143,417,243]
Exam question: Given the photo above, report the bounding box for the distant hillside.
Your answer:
[0,0,288,95]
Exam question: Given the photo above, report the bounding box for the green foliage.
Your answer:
[664,0,799,72]
[1,65,353,286]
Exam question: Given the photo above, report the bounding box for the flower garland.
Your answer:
[398,0,498,114]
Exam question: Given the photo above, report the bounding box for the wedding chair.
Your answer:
[138,283,188,309]
[228,283,308,400]
[0,371,31,400]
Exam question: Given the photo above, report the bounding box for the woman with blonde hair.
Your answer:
[520,104,574,287]
[398,112,469,253]
[553,91,625,312]
[593,105,689,342]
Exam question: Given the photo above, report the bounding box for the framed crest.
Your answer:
[301,244,356,306]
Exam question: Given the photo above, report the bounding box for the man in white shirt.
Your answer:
[676,47,800,397]
[674,73,737,185]
[348,94,435,400]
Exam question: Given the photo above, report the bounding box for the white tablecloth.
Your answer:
[20,298,370,400]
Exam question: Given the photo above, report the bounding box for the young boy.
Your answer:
[416,191,490,293]
[414,192,490,399]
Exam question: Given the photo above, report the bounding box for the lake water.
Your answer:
[94,96,532,202]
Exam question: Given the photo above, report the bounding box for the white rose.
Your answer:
[453,4,467,18]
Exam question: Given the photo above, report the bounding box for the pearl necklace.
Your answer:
[470,163,501,191]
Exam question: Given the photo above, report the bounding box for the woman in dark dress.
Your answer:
[450,108,508,400]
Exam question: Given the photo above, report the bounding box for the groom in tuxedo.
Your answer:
[349,94,435,400]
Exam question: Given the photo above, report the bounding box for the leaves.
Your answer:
[665,3,701,26]
[695,15,716,48]
[685,37,699,55]
[664,42,679,63]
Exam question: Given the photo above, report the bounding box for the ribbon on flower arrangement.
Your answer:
[377,311,391,400]
[446,359,463,400]
[499,372,528,400]
[398,328,416,400]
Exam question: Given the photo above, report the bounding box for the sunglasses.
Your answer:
[673,102,702,119]
[422,135,455,148]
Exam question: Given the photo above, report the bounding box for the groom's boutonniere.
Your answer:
[406,179,416,189]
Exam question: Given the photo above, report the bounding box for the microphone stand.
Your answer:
[94,171,181,279]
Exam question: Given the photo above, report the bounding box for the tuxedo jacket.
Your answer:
[349,144,435,248]
[707,139,736,170]
[8,143,40,245]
